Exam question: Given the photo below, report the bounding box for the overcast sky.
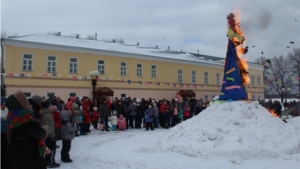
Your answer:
[1,0,300,61]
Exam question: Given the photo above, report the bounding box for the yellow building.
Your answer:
[2,33,264,101]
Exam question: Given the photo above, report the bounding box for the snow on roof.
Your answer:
[6,33,223,66]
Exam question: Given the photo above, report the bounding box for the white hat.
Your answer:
[137,99,140,102]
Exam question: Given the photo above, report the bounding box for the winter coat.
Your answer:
[60,110,78,141]
[98,103,110,117]
[118,117,126,130]
[194,103,202,115]
[52,110,61,128]
[183,105,191,117]
[153,106,159,117]
[178,104,183,119]
[72,104,83,124]
[40,108,55,138]
[82,100,92,124]
[110,115,118,125]
[145,108,154,122]
[115,104,125,117]
[160,104,169,113]
[92,110,100,121]
[67,97,76,110]
[129,103,137,115]
[274,103,282,117]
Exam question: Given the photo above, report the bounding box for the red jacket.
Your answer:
[160,104,169,113]
[81,100,92,124]
[92,110,99,121]
[53,110,61,128]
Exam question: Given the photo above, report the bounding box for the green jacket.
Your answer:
[40,108,55,138]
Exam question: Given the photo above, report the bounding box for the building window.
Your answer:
[70,58,78,73]
[151,65,157,78]
[204,72,209,84]
[252,95,255,100]
[121,93,126,98]
[192,71,196,84]
[137,64,143,77]
[23,92,32,98]
[178,70,183,83]
[251,75,255,86]
[98,60,105,74]
[216,73,220,85]
[47,56,56,72]
[205,95,208,100]
[47,92,55,98]
[121,62,127,76]
[212,95,215,99]
[258,95,261,100]
[23,54,33,71]
[69,93,77,97]
[257,76,261,86]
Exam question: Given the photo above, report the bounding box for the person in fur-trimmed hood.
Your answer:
[60,110,78,163]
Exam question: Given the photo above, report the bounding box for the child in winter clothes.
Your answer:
[52,106,61,141]
[92,107,99,129]
[178,103,183,123]
[118,114,126,131]
[110,111,118,131]
[145,105,154,130]
[60,110,78,163]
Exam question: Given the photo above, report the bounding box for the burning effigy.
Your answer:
[219,12,250,101]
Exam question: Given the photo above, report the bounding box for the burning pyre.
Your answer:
[227,12,250,87]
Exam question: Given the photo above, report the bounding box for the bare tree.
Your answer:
[48,31,60,36]
[86,35,95,40]
[288,48,300,94]
[267,55,293,103]
[70,33,80,38]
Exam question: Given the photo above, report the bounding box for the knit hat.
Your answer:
[51,105,58,111]
[31,95,43,104]
[41,101,50,109]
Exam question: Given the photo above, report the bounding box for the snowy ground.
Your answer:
[56,103,300,169]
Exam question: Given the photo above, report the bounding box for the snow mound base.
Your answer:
[155,101,300,160]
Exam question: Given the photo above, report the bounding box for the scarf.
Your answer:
[7,109,46,156]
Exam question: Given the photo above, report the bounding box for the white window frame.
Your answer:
[137,63,143,77]
[46,92,56,99]
[121,93,127,98]
[257,76,261,86]
[69,92,77,97]
[151,65,157,78]
[121,62,127,76]
[204,72,209,84]
[192,71,196,84]
[47,56,56,72]
[251,75,255,86]
[98,60,106,75]
[23,92,32,98]
[69,57,78,73]
[178,70,183,83]
[22,54,33,71]
[216,73,220,85]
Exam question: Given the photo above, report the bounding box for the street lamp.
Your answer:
[282,87,290,103]
[89,70,100,106]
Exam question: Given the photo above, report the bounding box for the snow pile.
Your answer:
[287,117,300,134]
[155,101,300,160]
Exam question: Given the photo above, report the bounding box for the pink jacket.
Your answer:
[67,97,76,110]
[118,118,126,130]
[183,105,191,117]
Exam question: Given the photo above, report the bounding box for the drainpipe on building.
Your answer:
[1,38,6,97]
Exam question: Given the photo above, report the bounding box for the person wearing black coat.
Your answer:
[273,100,282,117]
[5,91,50,169]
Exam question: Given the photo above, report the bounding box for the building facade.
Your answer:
[2,33,264,101]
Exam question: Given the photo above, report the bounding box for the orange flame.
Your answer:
[266,108,280,117]
[228,11,250,86]
[247,93,251,102]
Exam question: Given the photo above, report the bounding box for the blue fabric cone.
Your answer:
[219,40,248,101]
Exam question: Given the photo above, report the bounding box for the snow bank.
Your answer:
[287,117,300,134]
[155,101,300,160]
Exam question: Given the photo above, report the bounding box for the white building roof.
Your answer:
[5,33,225,67]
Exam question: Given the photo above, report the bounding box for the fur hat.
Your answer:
[5,91,32,112]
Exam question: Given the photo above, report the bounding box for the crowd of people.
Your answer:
[0,91,210,169]
[258,99,300,117]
